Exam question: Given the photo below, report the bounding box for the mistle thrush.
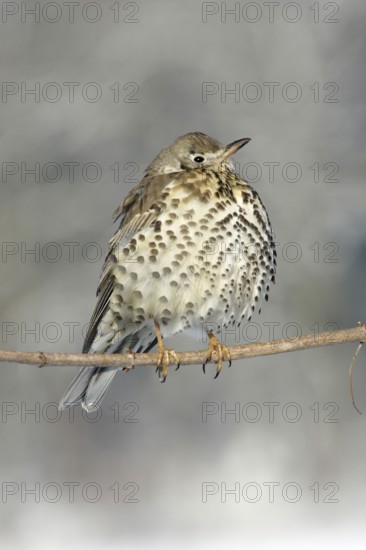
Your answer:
[59,132,276,412]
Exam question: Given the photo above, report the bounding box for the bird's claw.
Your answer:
[156,343,180,382]
[203,332,231,378]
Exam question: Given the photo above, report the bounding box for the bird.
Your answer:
[59,132,276,412]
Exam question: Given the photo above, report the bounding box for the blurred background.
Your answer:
[1,0,366,547]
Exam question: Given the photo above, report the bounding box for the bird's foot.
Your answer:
[156,341,180,382]
[154,319,180,382]
[203,331,231,378]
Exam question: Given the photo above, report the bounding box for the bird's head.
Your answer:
[147,132,251,175]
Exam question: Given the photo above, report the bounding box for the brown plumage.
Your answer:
[59,132,276,412]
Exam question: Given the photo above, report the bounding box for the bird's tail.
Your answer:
[58,366,118,413]
[59,331,157,412]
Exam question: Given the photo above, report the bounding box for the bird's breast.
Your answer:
[108,185,275,339]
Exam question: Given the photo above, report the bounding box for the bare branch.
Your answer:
[0,323,365,369]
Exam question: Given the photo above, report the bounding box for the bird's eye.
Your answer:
[193,155,205,163]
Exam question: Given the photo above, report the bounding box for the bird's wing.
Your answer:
[82,172,177,353]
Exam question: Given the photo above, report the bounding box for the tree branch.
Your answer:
[0,324,365,369]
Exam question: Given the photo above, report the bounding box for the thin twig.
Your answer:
[0,324,365,369]
[348,341,364,415]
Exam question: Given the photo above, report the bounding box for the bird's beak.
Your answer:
[221,138,251,161]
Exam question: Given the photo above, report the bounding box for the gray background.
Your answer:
[1,0,366,548]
